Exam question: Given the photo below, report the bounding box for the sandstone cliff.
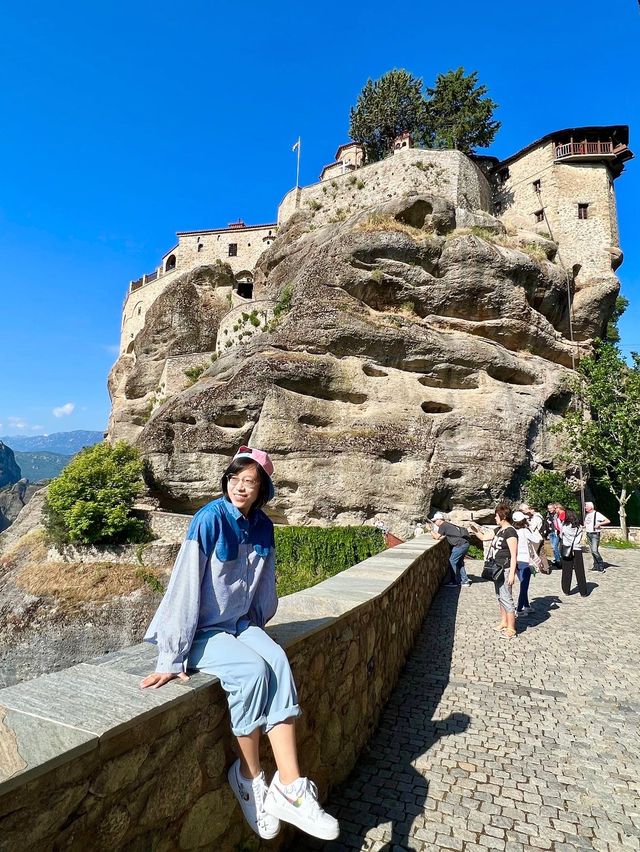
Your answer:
[107,187,597,537]
[0,442,21,490]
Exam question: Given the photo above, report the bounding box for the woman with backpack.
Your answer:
[470,504,518,639]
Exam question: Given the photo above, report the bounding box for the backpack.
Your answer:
[452,524,471,542]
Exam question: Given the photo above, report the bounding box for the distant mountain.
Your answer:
[13,451,71,482]
[0,430,103,455]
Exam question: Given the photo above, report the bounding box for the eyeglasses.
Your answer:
[227,475,259,490]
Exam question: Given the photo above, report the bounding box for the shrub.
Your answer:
[273,284,293,321]
[467,544,484,560]
[275,526,386,596]
[184,364,207,385]
[249,311,261,327]
[44,441,149,546]
[522,470,580,511]
[356,179,365,189]
[307,199,322,211]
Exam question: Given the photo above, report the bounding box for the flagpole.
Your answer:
[296,137,301,188]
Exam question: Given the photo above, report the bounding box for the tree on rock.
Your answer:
[427,67,500,153]
[349,69,432,163]
[559,342,640,539]
[523,470,579,512]
[44,441,149,546]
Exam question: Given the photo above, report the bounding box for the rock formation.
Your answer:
[0,479,39,533]
[0,442,21,490]
[107,187,598,537]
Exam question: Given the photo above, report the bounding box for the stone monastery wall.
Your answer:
[278,148,493,226]
[496,141,621,283]
[0,538,448,852]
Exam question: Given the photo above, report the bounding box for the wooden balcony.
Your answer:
[555,140,618,161]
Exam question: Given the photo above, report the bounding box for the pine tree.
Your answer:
[426,67,500,153]
[349,69,432,163]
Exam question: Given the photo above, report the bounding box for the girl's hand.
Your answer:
[139,672,190,689]
[507,572,516,587]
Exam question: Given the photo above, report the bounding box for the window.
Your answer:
[534,209,544,223]
[228,243,238,257]
[197,243,203,252]
[578,203,589,220]
[533,179,541,192]
[165,254,176,271]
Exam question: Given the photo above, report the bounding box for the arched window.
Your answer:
[235,271,254,300]
[165,254,176,272]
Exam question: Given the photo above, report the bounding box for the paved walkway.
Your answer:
[299,548,640,852]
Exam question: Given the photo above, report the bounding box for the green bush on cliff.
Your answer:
[274,526,386,596]
[44,441,149,546]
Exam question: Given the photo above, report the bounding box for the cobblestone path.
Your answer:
[299,549,640,852]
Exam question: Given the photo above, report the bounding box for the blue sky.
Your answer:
[1,1,638,436]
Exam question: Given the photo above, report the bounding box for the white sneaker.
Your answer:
[264,771,340,840]
[227,759,281,840]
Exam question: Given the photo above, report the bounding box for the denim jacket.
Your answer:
[144,497,277,673]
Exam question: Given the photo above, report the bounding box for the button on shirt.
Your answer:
[144,497,277,673]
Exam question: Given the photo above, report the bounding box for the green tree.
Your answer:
[349,69,432,163]
[559,342,640,539]
[44,441,149,546]
[522,470,580,512]
[605,294,629,343]
[426,67,500,153]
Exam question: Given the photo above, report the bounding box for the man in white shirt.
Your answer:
[584,502,610,572]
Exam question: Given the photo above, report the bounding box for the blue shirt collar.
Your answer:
[221,496,259,527]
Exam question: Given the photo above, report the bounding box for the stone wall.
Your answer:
[0,537,448,852]
[599,526,640,546]
[277,148,492,227]
[496,142,620,283]
[165,226,276,279]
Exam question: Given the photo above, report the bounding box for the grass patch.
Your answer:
[356,214,428,240]
[275,526,386,596]
[184,364,207,385]
[15,560,158,605]
[467,544,484,560]
[602,537,638,549]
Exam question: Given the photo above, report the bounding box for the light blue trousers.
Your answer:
[187,624,301,737]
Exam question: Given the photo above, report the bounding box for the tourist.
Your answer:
[559,509,588,597]
[140,446,339,842]
[470,505,518,639]
[544,503,562,566]
[520,503,549,573]
[584,501,610,572]
[429,512,472,587]
[512,510,542,616]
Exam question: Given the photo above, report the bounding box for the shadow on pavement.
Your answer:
[294,580,470,851]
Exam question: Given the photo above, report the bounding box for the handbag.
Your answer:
[527,539,544,572]
[481,558,505,583]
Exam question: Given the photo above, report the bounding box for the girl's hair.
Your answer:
[564,509,581,527]
[494,504,513,522]
[512,517,528,529]
[221,457,272,510]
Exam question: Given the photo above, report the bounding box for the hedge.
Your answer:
[274,526,387,596]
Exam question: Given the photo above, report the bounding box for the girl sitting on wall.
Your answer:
[140,446,339,842]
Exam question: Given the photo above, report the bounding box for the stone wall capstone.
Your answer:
[0,537,448,851]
